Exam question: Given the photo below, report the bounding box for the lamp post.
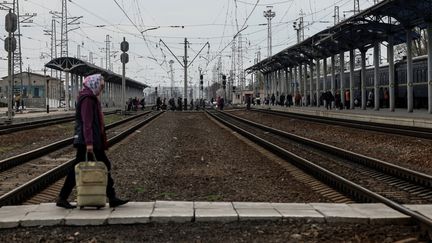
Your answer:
[263,6,275,57]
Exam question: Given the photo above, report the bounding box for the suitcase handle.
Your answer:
[85,152,97,162]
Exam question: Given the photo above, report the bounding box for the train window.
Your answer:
[418,69,422,83]
[380,72,387,85]
[415,69,422,83]
[34,87,40,98]
[398,70,406,83]
[421,68,427,83]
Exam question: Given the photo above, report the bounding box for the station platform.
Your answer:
[0,107,118,125]
[0,201,430,228]
[251,105,432,129]
[0,107,74,124]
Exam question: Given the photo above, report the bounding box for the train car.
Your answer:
[362,55,428,109]
[319,55,429,109]
[294,55,429,109]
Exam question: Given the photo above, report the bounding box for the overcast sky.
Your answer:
[0,0,376,88]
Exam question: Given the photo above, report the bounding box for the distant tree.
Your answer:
[394,28,427,60]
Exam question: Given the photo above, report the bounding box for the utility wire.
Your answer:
[112,0,168,72]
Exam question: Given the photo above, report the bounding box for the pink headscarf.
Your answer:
[83,74,104,95]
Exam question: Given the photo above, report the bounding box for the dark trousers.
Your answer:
[326,100,331,110]
[59,145,116,200]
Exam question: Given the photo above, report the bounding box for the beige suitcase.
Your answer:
[75,160,108,209]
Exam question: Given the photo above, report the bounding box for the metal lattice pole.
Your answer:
[263,6,275,57]
[334,6,340,25]
[238,33,244,91]
[60,0,68,58]
[106,35,111,70]
[169,60,174,98]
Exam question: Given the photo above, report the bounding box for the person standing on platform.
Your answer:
[367,90,374,108]
[335,90,341,110]
[280,93,285,107]
[271,93,275,106]
[384,88,389,108]
[177,97,183,111]
[56,74,129,209]
[140,97,145,110]
[15,94,21,112]
[344,89,350,109]
[246,95,251,110]
[219,97,225,110]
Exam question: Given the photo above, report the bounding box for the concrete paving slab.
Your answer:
[2,202,430,228]
[271,203,325,223]
[65,206,113,226]
[194,202,238,222]
[194,201,234,209]
[32,203,65,212]
[271,203,313,211]
[151,207,194,223]
[21,206,71,227]
[350,204,411,225]
[108,202,154,225]
[155,200,193,208]
[0,205,39,228]
[236,208,282,221]
[233,202,273,209]
[0,205,39,213]
[311,203,369,223]
[405,205,432,218]
[195,208,238,222]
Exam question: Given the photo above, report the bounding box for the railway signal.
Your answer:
[121,37,129,114]
[5,9,17,124]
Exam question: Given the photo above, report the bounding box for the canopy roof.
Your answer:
[246,0,431,74]
[45,57,148,89]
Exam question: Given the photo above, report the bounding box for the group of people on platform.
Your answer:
[257,87,391,110]
[127,97,146,111]
[163,97,206,111]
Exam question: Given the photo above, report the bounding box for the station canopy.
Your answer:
[45,57,148,90]
[246,0,432,74]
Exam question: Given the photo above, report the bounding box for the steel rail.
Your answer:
[206,109,432,230]
[0,111,163,207]
[0,110,119,135]
[0,111,152,172]
[250,108,432,139]
[222,110,432,188]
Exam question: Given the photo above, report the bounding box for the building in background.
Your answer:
[0,72,62,108]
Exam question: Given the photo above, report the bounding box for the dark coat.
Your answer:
[73,87,107,150]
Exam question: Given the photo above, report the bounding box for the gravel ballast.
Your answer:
[0,111,425,242]
[230,109,432,175]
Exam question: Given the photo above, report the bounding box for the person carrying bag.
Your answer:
[56,74,128,209]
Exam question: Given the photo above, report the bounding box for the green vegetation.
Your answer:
[135,187,146,193]
[0,146,17,153]
[206,194,223,201]
[158,192,177,199]
[104,114,124,125]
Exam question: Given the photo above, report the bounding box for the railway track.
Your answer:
[0,111,152,172]
[250,108,432,139]
[0,110,119,135]
[206,109,432,231]
[0,111,163,206]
